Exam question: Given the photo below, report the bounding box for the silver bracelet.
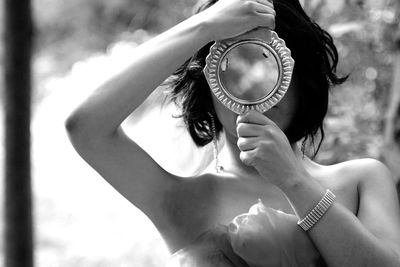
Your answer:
[297,189,336,231]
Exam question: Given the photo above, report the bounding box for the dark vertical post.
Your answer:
[395,6,400,197]
[3,0,34,266]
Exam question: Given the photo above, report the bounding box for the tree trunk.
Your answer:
[3,0,34,266]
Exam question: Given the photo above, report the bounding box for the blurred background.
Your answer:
[1,0,400,266]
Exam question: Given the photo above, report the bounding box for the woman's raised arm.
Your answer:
[64,0,275,227]
[65,14,210,136]
[65,0,275,137]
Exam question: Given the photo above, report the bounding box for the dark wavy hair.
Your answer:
[166,0,347,156]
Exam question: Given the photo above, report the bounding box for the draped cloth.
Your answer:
[167,201,326,267]
[228,201,323,267]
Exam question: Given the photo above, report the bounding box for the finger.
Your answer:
[252,11,275,30]
[237,110,277,126]
[237,110,267,125]
[254,0,274,9]
[240,150,257,166]
[236,122,265,137]
[246,3,275,30]
[259,13,275,30]
[253,1,275,15]
[237,137,258,151]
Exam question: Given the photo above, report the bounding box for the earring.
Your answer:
[209,113,224,173]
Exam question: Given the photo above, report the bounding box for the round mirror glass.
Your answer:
[203,29,295,114]
[218,43,279,102]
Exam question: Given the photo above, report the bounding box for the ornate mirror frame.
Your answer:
[203,28,295,114]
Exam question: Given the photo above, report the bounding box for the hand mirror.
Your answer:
[203,28,295,114]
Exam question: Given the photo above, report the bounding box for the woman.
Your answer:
[65,0,400,266]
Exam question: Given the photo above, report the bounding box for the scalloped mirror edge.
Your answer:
[203,28,295,114]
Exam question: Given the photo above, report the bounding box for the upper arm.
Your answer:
[67,124,178,222]
[356,159,400,256]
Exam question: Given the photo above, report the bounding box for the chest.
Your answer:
[159,174,359,252]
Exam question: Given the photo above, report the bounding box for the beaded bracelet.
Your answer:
[297,189,336,231]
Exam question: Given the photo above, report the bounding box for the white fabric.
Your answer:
[229,201,321,267]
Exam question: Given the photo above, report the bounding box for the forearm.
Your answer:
[66,13,212,136]
[281,178,400,267]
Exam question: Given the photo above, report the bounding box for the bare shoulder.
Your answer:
[316,158,393,187]
[327,158,394,188]
[324,158,400,250]
[311,158,397,216]
[336,157,399,209]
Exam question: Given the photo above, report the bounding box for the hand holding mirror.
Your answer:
[203,27,295,114]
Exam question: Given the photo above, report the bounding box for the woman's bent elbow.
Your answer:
[65,113,117,149]
[65,114,101,157]
[64,113,95,144]
[65,114,80,134]
[64,112,92,136]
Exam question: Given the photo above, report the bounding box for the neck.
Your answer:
[214,133,316,179]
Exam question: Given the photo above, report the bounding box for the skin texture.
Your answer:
[65,0,400,266]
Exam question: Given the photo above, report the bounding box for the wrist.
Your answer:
[279,174,327,219]
[190,13,217,43]
[278,170,311,192]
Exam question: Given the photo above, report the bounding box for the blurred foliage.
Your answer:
[34,0,197,73]
[302,0,400,166]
